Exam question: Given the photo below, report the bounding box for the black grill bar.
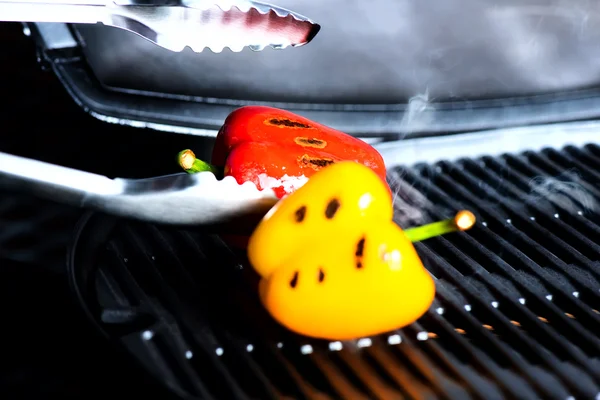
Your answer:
[404,167,600,327]
[70,144,600,400]
[467,156,600,266]
[0,192,80,269]
[417,312,526,400]
[420,246,590,399]
[391,161,600,397]
[395,167,599,321]
[434,235,600,362]
[426,161,600,285]
[410,163,600,312]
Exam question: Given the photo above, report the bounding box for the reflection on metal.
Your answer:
[1,0,320,53]
[376,120,600,167]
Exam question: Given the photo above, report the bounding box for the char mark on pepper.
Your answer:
[298,154,335,170]
[295,205,307,222]
[290,271,299,288]
[355,236,365,269]
[355,237,365,257]
[318,268,325,283]
[325,198,340,219]
[267,118,311,129]
[294,137,327,149]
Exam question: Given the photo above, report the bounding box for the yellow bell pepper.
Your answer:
[248,161,476,340]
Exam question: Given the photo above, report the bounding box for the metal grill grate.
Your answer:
[69,143,600,400]
[0,191,80,270]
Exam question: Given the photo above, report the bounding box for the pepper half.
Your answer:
[179,106,389,198]
[247,161,437,340]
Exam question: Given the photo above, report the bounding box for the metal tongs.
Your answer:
[0,0,320,52]
[0,0,319,230]
[0,151,280,232]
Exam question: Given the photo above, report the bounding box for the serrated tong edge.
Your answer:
[0,0,320,53]
[154,1,321,53]
[168,4,321,53]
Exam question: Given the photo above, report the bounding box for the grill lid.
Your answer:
[68,144,600,400]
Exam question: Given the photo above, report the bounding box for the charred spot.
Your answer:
[325,198,340,219]
[294,137,327,149]
[267,118,311,128]
[309,158,334,167]
[355,237,365,257]
[295,205,307,222]
[290,271,299,288]
[355,236,365,269]
[318,268,325,283]
[297,154,335,171]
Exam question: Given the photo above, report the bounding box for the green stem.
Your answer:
[178,149,224,177]
[404,219,457,243]
[404,210,476,242]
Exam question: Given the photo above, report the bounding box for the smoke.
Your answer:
[380,90,440,227]
[526,170,596,214]
[386,157,596,232]
[387,168,442,228]
[397,89,436,139]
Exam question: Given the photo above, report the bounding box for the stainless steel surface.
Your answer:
[0,0,320,52]
[0,151,279,227]
[74,0,600,103]
[375,120,600,167]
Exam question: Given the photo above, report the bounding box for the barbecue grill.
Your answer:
[2,1,600,398]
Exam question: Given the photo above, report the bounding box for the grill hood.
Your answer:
[26,0,600,137]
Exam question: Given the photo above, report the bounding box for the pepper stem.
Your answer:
[178,149,223,177]
[404,210,476,242]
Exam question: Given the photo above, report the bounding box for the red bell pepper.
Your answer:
[178,106,389,198]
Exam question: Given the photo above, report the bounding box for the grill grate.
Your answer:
[68,144,600,400]
[0,191,80,270]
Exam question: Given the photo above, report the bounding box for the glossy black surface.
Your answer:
[69,144,600,400]
[61,0,600,137]
[0,30,214,180]
[3,16,600,400]
[78,0,600,103]
[0,22,211,398]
